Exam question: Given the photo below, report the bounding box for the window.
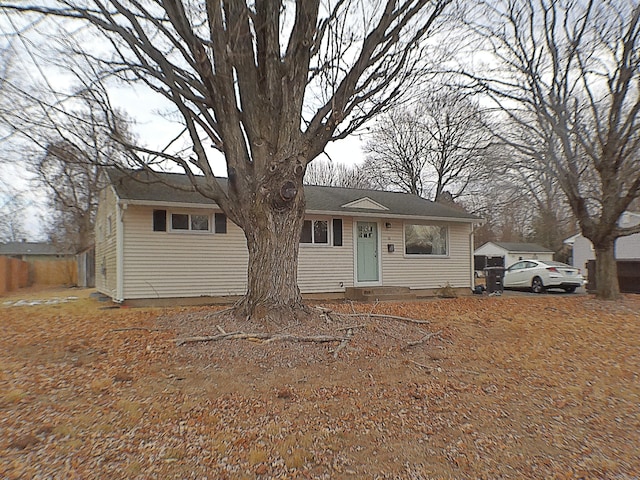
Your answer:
[191,214,209,231]
[170,213,210,232]
[157,211,227,233]
[404,224,448,255]
[107,215,113,236]
[171,213,190,230]
[300,219,329,244]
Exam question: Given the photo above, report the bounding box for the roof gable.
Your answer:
[340,197,389,211]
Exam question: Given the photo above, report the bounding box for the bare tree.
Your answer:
[461,0,640,299]
[363,88,490,201]
[0,61,135,252]
[38,140,107,251]
[363,107,430,195]
[1,0,453,318]
[304,159,373,189]
[0,181,27,242]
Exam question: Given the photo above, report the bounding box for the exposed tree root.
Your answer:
[175,306,433,354]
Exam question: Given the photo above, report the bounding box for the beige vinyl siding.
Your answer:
[121,205,248,299]
[123,209,354,298]
[95,186,118,297]
[381,221,472,289]
[298,217,354,293]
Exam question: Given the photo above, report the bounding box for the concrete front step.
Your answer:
[345,287,417,301]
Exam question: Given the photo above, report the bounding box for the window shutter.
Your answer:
[153,209,167,231]
[300,220,312,243]
[332,218,343,246]
[214,213,227,233]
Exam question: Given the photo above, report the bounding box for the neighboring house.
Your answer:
[95,169,482,303]
[0,241,77,285]
[0,241,75,261]
[564,212,640,272]
[474,242,554,269]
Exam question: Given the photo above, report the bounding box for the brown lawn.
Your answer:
[1,288,639,479]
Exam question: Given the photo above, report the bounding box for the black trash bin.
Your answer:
[484,266,506,294]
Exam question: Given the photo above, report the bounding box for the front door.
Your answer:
[356,221,379,283]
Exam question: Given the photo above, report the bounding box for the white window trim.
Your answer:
[300,218,332,246]
[403,222,450,258]
[169,211,213,234]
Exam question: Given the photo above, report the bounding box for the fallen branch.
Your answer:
[405,330,442,349]
[408,360,433,372]
[337,324,366,331]
[176,331,346,346]
[333,328,353,358]
[367,313,430,325]
[316,309,431,325]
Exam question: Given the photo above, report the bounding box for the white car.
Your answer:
[503,260,585,294]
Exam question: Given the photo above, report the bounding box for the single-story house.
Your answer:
[564,212,640,272]
[95,169,482,304]
[474,242,554,269]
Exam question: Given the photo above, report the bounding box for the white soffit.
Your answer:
[341,197,389,211]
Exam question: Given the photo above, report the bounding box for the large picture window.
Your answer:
[300,219,329,244]
[405,224,448,255]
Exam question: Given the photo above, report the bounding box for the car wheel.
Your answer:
[531,277,545,294]
[563,286,576,293]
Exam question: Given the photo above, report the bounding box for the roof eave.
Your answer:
[118,199,218,209]
[306,209,480,223]
[116,199,480,223]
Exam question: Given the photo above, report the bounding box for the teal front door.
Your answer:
[357,222,379,283]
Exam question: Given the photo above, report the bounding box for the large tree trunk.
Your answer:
[593,241,620,300]
[233,176,307,321]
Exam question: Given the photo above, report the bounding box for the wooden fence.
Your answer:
[0,256,78,295]
[30,259,78,286]
[0,256,29,295]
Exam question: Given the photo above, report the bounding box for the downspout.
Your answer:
[115,202,127,303]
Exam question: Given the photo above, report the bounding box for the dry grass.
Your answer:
[1,287,639,479]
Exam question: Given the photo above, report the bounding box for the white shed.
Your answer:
[474,242,554,269]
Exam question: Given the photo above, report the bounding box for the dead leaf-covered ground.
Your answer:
[1,287,639,479]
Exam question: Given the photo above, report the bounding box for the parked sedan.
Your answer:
[503,260,585,293]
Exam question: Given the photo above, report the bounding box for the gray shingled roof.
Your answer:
[0,242,74,256]
[492,242,553,253]
[107,169,479,222]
